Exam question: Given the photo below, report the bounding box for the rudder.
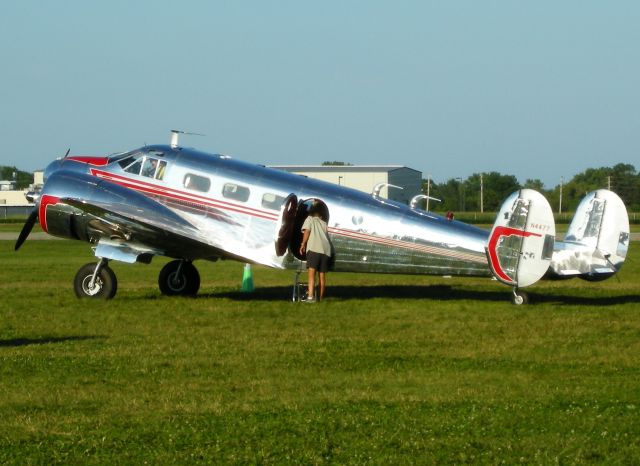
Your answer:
[486,189,556,288]
[550,189,630,280]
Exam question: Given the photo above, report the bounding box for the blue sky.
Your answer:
[1,1,638,188]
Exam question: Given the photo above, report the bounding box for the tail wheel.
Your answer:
[159,260,200,296]
[74,262,118,299]
[512,289,529,306]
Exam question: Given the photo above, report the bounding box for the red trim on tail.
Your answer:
[487,226,541,283]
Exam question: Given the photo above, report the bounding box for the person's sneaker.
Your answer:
[303,296,316,303]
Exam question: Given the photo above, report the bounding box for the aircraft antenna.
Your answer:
[410,194,441,210]
[372,182,403,199]
[170,130,205,149]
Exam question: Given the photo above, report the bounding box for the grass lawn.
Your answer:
[0,223,42,233]
[1,239,639,464]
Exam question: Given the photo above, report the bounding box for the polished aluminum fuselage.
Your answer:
[42,145,492,277]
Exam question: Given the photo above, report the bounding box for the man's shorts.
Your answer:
[306,251,331,273]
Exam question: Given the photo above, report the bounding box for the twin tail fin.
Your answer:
[549,189,630,281]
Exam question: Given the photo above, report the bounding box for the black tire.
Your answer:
[74,262,118,299]
[512,290,529,306]
[158,260,200,296]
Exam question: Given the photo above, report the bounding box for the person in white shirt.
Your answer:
[299,201,332,302]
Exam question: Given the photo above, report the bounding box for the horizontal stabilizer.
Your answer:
[486,189,555,287]
[550,189,630,280]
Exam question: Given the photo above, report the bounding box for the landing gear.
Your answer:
[512,289,529,306]
[74,259,118,299]
[158,260,200,296]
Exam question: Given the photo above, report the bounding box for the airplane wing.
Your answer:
[62,196,239,262]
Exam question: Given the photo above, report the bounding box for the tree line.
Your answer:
[423,163,639,213]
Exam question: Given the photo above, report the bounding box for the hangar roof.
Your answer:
[270,165,420,174]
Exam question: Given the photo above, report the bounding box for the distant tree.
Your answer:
[424,178,459,212]
[609,163,639,211]
[465,175,481,211]
[321,161,353,166]
[426,172,521,212]
[0,166,32,189]
[560,164,639,211]
[0,166,15,180]
[467,172,520,212]
[523,179,546,191]
[423,164,639,214]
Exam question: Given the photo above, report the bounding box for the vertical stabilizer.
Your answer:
[551,189,630,280]
[486,189,556,288]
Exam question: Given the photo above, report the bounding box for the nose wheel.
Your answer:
[158,260,200,296]
[74,259,118,299]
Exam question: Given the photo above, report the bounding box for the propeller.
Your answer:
[15,147,66,251]
[15,208,38,251]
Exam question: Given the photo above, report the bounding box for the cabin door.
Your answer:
[274,194,298,256]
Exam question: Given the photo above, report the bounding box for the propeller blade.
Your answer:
[15,209,38,251]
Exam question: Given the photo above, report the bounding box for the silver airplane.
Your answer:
[15,132,630,304]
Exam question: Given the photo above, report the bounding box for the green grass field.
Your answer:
[1,239,639,464]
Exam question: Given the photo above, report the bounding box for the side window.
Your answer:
[156,160,167,180]
[183,173,211,192]
[261,193,285,210]
[222,183,250,202]
[141,157,159,178]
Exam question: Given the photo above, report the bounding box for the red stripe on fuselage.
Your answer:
[90,169,279,221]
[329,226,485,263]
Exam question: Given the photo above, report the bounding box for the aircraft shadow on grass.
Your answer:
[208,284,640,306]
[0,335,106,348]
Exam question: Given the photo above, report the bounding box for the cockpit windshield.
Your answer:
[118,152,167,180]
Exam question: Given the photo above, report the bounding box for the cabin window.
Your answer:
[141,157,160,178]
[261,193,285,210]
[184,173,211,192]
[542,234,554,260]
[155,160,167,180]
[222,183,250,202]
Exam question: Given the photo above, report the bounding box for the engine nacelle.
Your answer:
[37,170,189,244]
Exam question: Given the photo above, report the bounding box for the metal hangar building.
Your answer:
[270,165,422,205]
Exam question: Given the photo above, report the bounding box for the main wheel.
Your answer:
[512,289,529,305]
[74,262,118,299]
[158,260,200,296]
